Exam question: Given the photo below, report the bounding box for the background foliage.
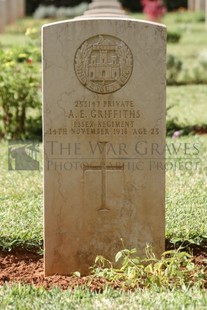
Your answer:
[0,28,41,140]
[26,0,188,15]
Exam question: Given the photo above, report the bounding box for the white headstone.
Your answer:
[43,6,166,276]
[195,0,206,11]
[0,0,6,32]
[188,0,195,10]
[6,0,17,24]
[17,0,25,18]
[205,0,207,30]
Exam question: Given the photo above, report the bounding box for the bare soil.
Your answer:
[0,244,206,291]
[0,248,113,291]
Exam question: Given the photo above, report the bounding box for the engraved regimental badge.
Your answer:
[75,35,133,94]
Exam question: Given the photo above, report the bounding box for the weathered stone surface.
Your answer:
[43,17,166,276]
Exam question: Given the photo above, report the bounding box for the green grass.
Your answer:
[134,11,207,62]
[0,18,49,48]
[0,143,43,251]
[0,285,207,310]
[167,85,207,134]
[132,11,207,75]
[0,34,27,48]
[166,136,207,245]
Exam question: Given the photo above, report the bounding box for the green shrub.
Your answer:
[191,52,207,84]
[179,52,207,85]
[194,12,205,22]
[33,3,88,19]
[174,11,205,23]
[90,246,206,290]
[167,31,181,43]
[191,65,207,84]
[0,48,41,139]
[167,54,183,85]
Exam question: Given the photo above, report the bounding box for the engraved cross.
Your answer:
[83,142,124,211]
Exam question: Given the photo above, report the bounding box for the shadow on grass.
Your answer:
[166,238,207,257]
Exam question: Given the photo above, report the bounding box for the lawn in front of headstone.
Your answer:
[167,85,207,135]
[0,285,207,309]
[0,11,206,308]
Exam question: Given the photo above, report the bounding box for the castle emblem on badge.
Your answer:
[74,35,133,94]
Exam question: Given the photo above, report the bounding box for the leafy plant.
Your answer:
[194,12,205,22]
[173,11,205,23]
[191,52,207,84]
[90,245,206,290]
[33,3,88,19]
[0,47,41,139]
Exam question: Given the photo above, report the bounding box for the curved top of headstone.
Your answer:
[84,0,126,17]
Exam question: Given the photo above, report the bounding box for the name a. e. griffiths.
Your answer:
[67,109,140,119]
